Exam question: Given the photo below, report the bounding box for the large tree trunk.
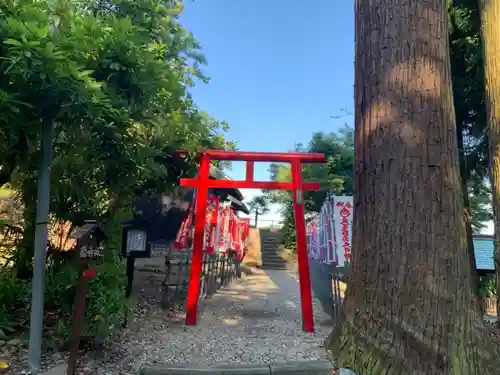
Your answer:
[325,1,497,374]
[478,0,500,324]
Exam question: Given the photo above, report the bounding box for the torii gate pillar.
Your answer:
[179,150,326,333]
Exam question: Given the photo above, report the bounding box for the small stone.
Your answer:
[339,369,358,375]
[0,270,335,373]
[38,363,67,375]
[0,340,5,346]
[53,352,64,360]
[7,338,21,346]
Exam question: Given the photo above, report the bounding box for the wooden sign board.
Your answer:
[79,245,104,260]
[69,221,107,261]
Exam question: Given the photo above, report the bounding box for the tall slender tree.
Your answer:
[325,1,497,374]
[477,0,500,321]
[247,195,270,227]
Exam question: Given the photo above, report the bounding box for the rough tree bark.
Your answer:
[325,1,498,374]
[478,0,500,324]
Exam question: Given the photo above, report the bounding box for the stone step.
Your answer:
[262,262,288,268]
[261,256,283,260]
[261,259,287,264]
[262,260,285,264]
[141,359,333,375]
[261,264,291,270]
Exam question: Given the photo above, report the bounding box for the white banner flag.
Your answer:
[333,196,353,267]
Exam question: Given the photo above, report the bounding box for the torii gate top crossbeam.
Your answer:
[178,150,326,191]
[200,150,325,163]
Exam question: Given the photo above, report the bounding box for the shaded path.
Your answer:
[114,268,333,374]
[13,268,333,375]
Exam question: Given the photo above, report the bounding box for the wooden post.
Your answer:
[122,256,136,328]
[67,265,95,375]
[291,160,314,332]
[185,153,210,325]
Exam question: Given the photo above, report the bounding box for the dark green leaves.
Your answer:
[0,0,234,224]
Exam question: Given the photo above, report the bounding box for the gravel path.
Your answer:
[5,268,333,375]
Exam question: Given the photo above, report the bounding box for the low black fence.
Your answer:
[122,251,242,327]
[329,271,343,323]
[308,258,345,323]
[161,252,241,311]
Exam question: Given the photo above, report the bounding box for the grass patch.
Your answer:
[279,246,297,263]
[0,188,13,199]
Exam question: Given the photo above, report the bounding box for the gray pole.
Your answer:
[27,120,53,370]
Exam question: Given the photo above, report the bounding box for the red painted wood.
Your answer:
[82,269,96,278]
[290,160,314,332]
[179,149,325,163]
[185,153,210,326]
[245,161,254,182]
[180,178,321,191]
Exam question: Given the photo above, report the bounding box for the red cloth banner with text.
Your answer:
[227,212,246,260]
[306,218,320,260]
[173,197,195,250]
[216,203,231,253]
[306,195,352,266]
[333,196,353,265]
[229,211,240,252]
[203,195,220,253]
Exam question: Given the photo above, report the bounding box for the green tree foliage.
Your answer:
[469,181,493,233]
[268,126,354,249]
[273,124,491,248]
[0,0,233,259]
[0,0,234,343]
[449,0,493,233]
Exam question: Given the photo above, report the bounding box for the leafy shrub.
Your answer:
[44,263,79,311]
[0,268,30,339]
[479,275,496,298]
[46,260,126,344]
[102,205,133,261]
[84,260,127,340]
[0,257,126,346]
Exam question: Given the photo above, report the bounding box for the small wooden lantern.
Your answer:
[69,220,107,261]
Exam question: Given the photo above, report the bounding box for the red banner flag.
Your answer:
[203,195,220,253]
[173,199,194,250]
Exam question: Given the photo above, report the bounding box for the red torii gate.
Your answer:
[179,150,325,333]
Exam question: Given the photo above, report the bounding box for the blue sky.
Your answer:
[180,0,354,222]
[179,1,495,234]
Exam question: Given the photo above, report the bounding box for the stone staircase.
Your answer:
[260,230,289,270]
